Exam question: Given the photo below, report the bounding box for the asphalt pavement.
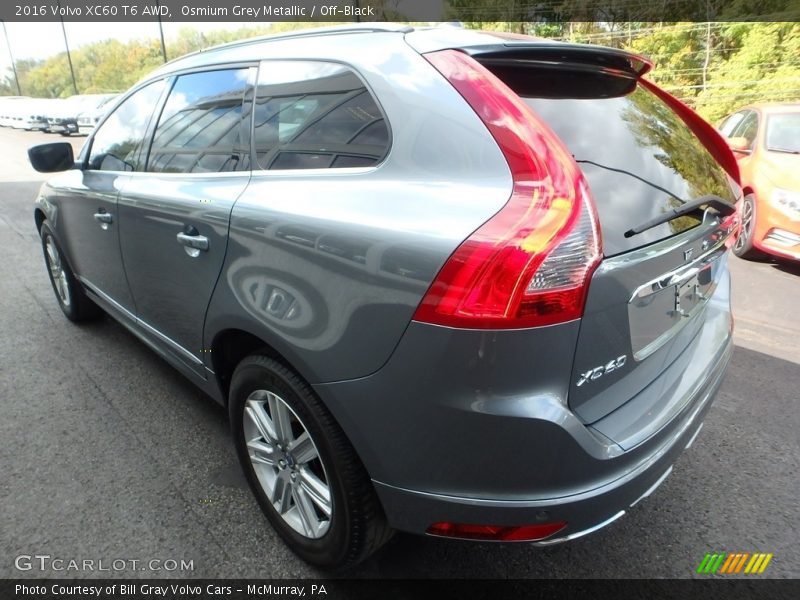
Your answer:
[0,128,798,579]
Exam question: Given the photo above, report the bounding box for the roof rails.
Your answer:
[160,23,413,68]
[185,23,414,60]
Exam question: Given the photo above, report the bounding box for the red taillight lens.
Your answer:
[413,50,601,329]
[426,520,567,541]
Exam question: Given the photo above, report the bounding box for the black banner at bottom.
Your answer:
[3,579,799,600]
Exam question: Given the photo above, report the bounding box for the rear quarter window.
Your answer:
[253,61,389,171]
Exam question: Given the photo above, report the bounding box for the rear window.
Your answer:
[489,67,736,256]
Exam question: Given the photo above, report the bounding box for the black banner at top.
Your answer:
[1,0,800,22]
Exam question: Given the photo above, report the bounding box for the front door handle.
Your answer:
[177,231,209,253]
[93,211,112,230]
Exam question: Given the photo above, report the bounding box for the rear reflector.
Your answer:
[426,520,567,541]
[413,49,601,329]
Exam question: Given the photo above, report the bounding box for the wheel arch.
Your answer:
[212,326,384,487]
[210,327,310,405]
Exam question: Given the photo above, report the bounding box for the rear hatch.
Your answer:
[474,45,740,431]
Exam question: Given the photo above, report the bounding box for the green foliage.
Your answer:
[693,22,800,122]
[0,24,307,97]
[2,19,799,126]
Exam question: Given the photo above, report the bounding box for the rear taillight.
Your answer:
[413,50,602,329]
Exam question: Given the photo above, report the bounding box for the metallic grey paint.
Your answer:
[33,25,735,542]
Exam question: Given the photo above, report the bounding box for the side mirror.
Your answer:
[28,143,75,173]
[726,136,751,154]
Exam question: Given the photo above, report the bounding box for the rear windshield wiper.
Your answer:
[624,195,735,238]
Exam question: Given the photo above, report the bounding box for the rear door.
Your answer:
[481,58,739,434]
[117,66,254,376]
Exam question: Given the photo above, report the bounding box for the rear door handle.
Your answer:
[176,231,209,252]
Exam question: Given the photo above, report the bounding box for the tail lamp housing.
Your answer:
[413,49,602,329]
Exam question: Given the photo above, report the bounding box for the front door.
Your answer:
[118,67,253,376]
[57,80,167,313]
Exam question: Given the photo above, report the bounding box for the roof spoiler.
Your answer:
[462,42,653,79]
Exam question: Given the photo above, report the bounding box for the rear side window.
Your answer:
[88,80,165,172]
[147,68,250,174]
[487,66,736,256]
[253,61,389,170]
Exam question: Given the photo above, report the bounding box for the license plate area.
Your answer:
[674,266,712,317]
[628,250,722,361]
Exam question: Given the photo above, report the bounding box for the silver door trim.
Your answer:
[79,277,204,368]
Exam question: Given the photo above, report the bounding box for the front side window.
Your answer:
[147,68,250,174]
[253,61,389,170]
[732,111,759,149]
[87,80,166,172]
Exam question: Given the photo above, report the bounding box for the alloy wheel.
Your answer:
[243,390,332,539]
[45,236,71,308]
[734,198,754,253]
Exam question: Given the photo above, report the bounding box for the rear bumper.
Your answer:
[371,338,731,539]
[315,304,732,539]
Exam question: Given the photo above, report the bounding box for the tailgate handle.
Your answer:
[653,266,700,292]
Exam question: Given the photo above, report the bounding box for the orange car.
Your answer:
[718,103,800,261]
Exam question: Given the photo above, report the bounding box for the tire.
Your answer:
[732,194,767,260]
[40,222,102,322]
[229,355,393,569]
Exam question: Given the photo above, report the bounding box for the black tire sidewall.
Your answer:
[733,194,762,259]
[229,357,353,567]
[40,223,80,321]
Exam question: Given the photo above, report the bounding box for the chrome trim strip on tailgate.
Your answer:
[626,212,735,361]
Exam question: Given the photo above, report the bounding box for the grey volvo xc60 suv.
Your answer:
[29,24,740,567]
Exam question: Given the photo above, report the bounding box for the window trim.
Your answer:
[82,78,171,173]
[249,58,393,175]
[143,64,257,175]
[82,61,259,177]
[81,58,392,178]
